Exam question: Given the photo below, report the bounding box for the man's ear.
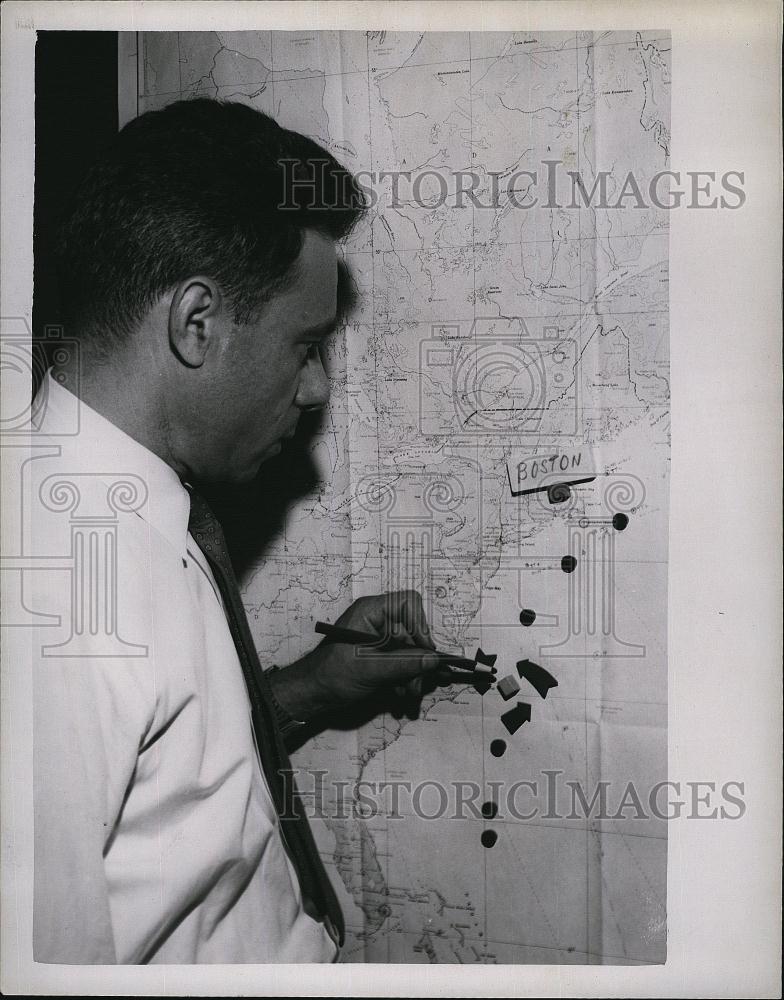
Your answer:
[168,276,223,368]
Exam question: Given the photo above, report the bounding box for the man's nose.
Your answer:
[296,353,330,411]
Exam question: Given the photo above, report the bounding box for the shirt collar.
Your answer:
[38,370,192,558]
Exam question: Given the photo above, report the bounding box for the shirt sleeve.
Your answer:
[33,655,156,964]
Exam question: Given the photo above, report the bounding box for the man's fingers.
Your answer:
[348,591,435,652]
[398,591,436,651]
[389,622,410,644]
[393,675,421,700]
[405,675,423,698]
[373,590,435,650]
[351,643,439,684]
[347,595,394,640]
[384,647,441,679]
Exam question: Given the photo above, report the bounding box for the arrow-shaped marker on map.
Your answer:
[516,659,559,699]
[500,701,532,735]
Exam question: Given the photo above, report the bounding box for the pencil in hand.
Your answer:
[313,621,497,676]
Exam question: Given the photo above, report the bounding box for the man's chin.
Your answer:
[193,441,283,487]
[263,441,283,458]
[254,440,282,467]
[238,441,282,481]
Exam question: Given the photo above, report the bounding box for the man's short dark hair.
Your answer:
[56,98,366,345]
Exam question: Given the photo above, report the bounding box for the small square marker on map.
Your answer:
[496,675,520,700]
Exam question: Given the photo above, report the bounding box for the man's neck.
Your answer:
[60,349,184,479]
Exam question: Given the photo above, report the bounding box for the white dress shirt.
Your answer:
[29,372,338,964]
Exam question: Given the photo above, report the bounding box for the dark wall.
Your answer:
[33,31,119,375]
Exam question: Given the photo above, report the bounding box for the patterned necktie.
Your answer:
[186,487,344,947]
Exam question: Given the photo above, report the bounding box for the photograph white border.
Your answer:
[2,2,781,996]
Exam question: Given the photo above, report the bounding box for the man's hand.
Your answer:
[268,591,449,724]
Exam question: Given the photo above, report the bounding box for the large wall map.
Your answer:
[135,28,670,964]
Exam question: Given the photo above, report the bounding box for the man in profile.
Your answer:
[31,98,443,964]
